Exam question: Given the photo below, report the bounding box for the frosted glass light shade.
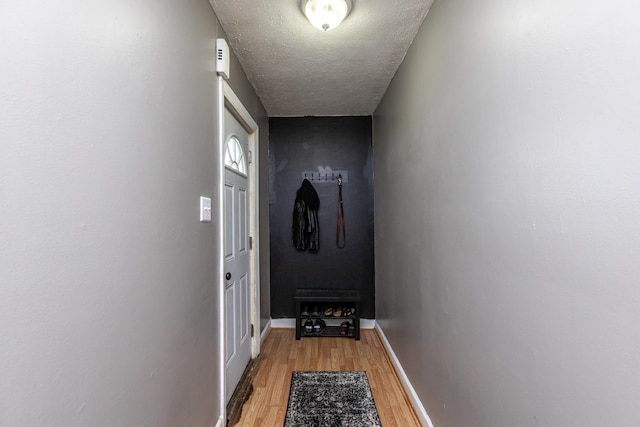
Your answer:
[302,0,352,31]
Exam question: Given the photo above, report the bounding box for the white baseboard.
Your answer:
[360,318,376,329]
[269,318,376,329]
[260,319,272,343]
[270,318,296,328]
[375,322,434,427]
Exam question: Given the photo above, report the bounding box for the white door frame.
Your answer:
[216,77,260,423]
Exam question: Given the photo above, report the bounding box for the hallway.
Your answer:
[4,0,640,425]
[232,329,420,426]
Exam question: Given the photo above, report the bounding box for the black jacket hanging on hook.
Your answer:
[292,179,320,251]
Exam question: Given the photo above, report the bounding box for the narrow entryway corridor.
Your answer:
[232,329,420,426]
[5,1,640,425]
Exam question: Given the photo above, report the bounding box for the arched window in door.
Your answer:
[225,135,247,174]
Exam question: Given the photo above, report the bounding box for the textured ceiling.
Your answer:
[209,0,434,117]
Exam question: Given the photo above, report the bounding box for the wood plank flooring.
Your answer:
[232,328,421,426]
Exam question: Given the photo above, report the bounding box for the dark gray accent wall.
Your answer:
[269,117,375,319]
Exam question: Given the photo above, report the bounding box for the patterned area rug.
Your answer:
[284,371,382,427]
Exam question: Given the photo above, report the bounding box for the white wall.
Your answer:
[0,1,263,425]
[374,0,640,425]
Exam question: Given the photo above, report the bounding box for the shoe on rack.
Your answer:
[301,305,310,316]
[348,324,356,337]
[339,321,350,335]
[311,306,322,317]
[313,319,326,334]
[304,319,313,334]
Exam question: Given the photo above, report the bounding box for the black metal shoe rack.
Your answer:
[294,289,361,340]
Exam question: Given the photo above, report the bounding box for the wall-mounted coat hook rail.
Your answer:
[302,170,349,183]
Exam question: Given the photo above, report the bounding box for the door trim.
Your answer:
[217,77,260,422]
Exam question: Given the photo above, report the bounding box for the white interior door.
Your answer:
[223,107,251,403]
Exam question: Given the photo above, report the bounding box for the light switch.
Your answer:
[200,196,212,222]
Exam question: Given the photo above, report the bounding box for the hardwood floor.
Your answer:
[232,328,421,426]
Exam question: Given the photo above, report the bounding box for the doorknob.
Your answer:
[226,272,232,280]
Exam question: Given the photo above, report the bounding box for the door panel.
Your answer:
[224,185,234,260]
[239,273,248,341]
[225,285,236,362]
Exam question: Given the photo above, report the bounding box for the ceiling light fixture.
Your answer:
[301,0,352,31]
